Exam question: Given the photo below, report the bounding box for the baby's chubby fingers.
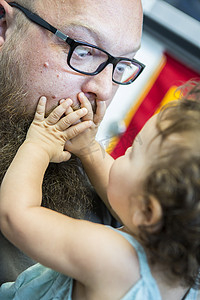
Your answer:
[78,92,93,121]
[33,96,47,121]
[93,99,106,125]
[46,98,73,125]
[55,107,90,131]
[63,119,93,141]
[60,99,74,115]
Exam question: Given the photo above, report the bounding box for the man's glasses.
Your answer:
[9,2,145,85]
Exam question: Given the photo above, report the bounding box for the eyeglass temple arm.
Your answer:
[9,2,68,42]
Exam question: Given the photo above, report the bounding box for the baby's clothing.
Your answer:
[0,263,73,300]
[0,227,198,299]
[112,228,198,300]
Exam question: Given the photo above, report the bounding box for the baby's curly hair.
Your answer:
[140,80,200,289]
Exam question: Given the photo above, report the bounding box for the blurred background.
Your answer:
[97,0,200,158]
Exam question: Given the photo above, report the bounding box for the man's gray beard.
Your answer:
[0,60,95,220]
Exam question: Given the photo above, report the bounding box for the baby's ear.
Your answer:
[0,0,14,47]
[132,195,162,230]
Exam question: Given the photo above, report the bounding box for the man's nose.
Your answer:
[81,64,115,102]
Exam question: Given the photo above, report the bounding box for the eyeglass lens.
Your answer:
[69,45,141,84]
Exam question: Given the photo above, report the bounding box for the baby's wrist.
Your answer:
[22,140,51,162]
[77,141,103,162]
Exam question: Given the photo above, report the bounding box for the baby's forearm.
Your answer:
[79,141,117,217]
[0,142,49,239]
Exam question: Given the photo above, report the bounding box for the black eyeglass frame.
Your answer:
[9,2,145,85]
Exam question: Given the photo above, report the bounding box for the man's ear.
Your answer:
[0,0,14,47]
[132,195,162,230]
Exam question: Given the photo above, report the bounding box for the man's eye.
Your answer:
[74,46,92,58]
[116,62,131,73]
[116,63,125,73]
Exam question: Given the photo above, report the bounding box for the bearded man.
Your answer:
[0,0,144,285]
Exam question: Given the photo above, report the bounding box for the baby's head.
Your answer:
[108,80,200,287]
[139,81,200,287]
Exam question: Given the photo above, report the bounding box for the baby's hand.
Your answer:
[65,93,106,158]
[26,96,92,163]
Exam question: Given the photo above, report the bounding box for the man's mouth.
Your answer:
[90,100,97,113]
[72,103,81,111]
[73,100,97,114]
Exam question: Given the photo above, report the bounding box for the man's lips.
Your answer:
[72,103,81,111]
[73,99,97,113]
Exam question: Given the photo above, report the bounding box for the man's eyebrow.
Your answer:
[61,22,141,55]
[61,22,105,42]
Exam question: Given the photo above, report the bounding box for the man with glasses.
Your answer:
[0,0,144,285]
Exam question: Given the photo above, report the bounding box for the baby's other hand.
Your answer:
[26,96,92,163]
[65,93,106,159]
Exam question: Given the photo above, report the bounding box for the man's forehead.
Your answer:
[40,0,142,56]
